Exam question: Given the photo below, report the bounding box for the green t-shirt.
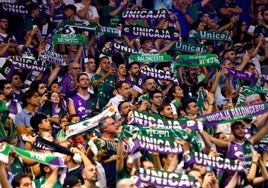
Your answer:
[186,3,201,22]
[10,157,27,175]
[92,73,115,109]
[34,176,61,188]
[116,166,130,183]
[102,5,123,26]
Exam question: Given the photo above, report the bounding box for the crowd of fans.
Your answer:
[0,0,268,187]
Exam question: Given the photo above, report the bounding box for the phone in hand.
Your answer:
[206,166,213,173]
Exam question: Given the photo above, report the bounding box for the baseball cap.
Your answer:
[63,176,81,188]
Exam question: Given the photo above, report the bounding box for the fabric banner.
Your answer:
[197,89,206,114]
[227,69,257,85]
[198,102,268,126]
[135,168,199,188]
[33,136,73,156]
[66,106,115,139]
[260,74,268,86]
[130,126,183,154]
[54,20,97,34]
[129,111,187,129]
[0,0,16,3]
[45,37,53,51]
[13,146,66,167]
[113,43,138,54]
[0,144,11,164]
[0,59,16,80]
[122,26,180,40]
[2,3,28,15]
[130,53,172,63]
[174,54,220,67]
[172,42,208,54]
[185,152,244,172]
[39,51,68,66]
[190,30,232,42]
[140,67,179,85]
[10,56,47,72]
[122,9,168,20]
[235,85,265,107]
[52,34,87,45]
[95,26,121,38]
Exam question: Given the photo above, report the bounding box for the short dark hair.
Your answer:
[30,113,48,133]
[30,80,45,92]
[64,4,77,13]
[76,72,88,82]
[181,99,197,112]
[140,37,152,46]
[68,114,80,122]
[27,3,39,13]
[11,174,31,188]
[231,121,245,131]
[261,7,268,16]
[10,72,21,82]
[158,103,171,114]
[0,79,10,91]
[127,61,139,71]
[21,90,38,108]
[118,100,129,112]
[149,89,162,99]
[223,48,235,56]
[243,62,255,71]
[116,81,129,90]
[39,163,49,176]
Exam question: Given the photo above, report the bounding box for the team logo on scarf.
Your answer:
[52,34,87,45]
[198,102,268,126]
[122,9,168,20]
[10,56,46,72]
[174,54,220,67]
[13,146,66,167]
[185,152,245,172]
[2,3,28,14]
[54,20,97,34]
[140,67,179,85]
[130,53,172,63]
[129,126,183,154]
[0,144,66,167]
[129,111,185,129]
[172,42,208,54]
[227,69,257,85]
[190,30,232,42]
[135,168,199,188]
[39,51,68,66]
[122,26,180,40]
[113,43,138,54]
[95,26,121,38]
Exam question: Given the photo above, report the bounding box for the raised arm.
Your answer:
[116,140,124,171]
[203,131,229,149]
[250,118,268,145]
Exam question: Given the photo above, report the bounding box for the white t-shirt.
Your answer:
[74,3,99,22]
